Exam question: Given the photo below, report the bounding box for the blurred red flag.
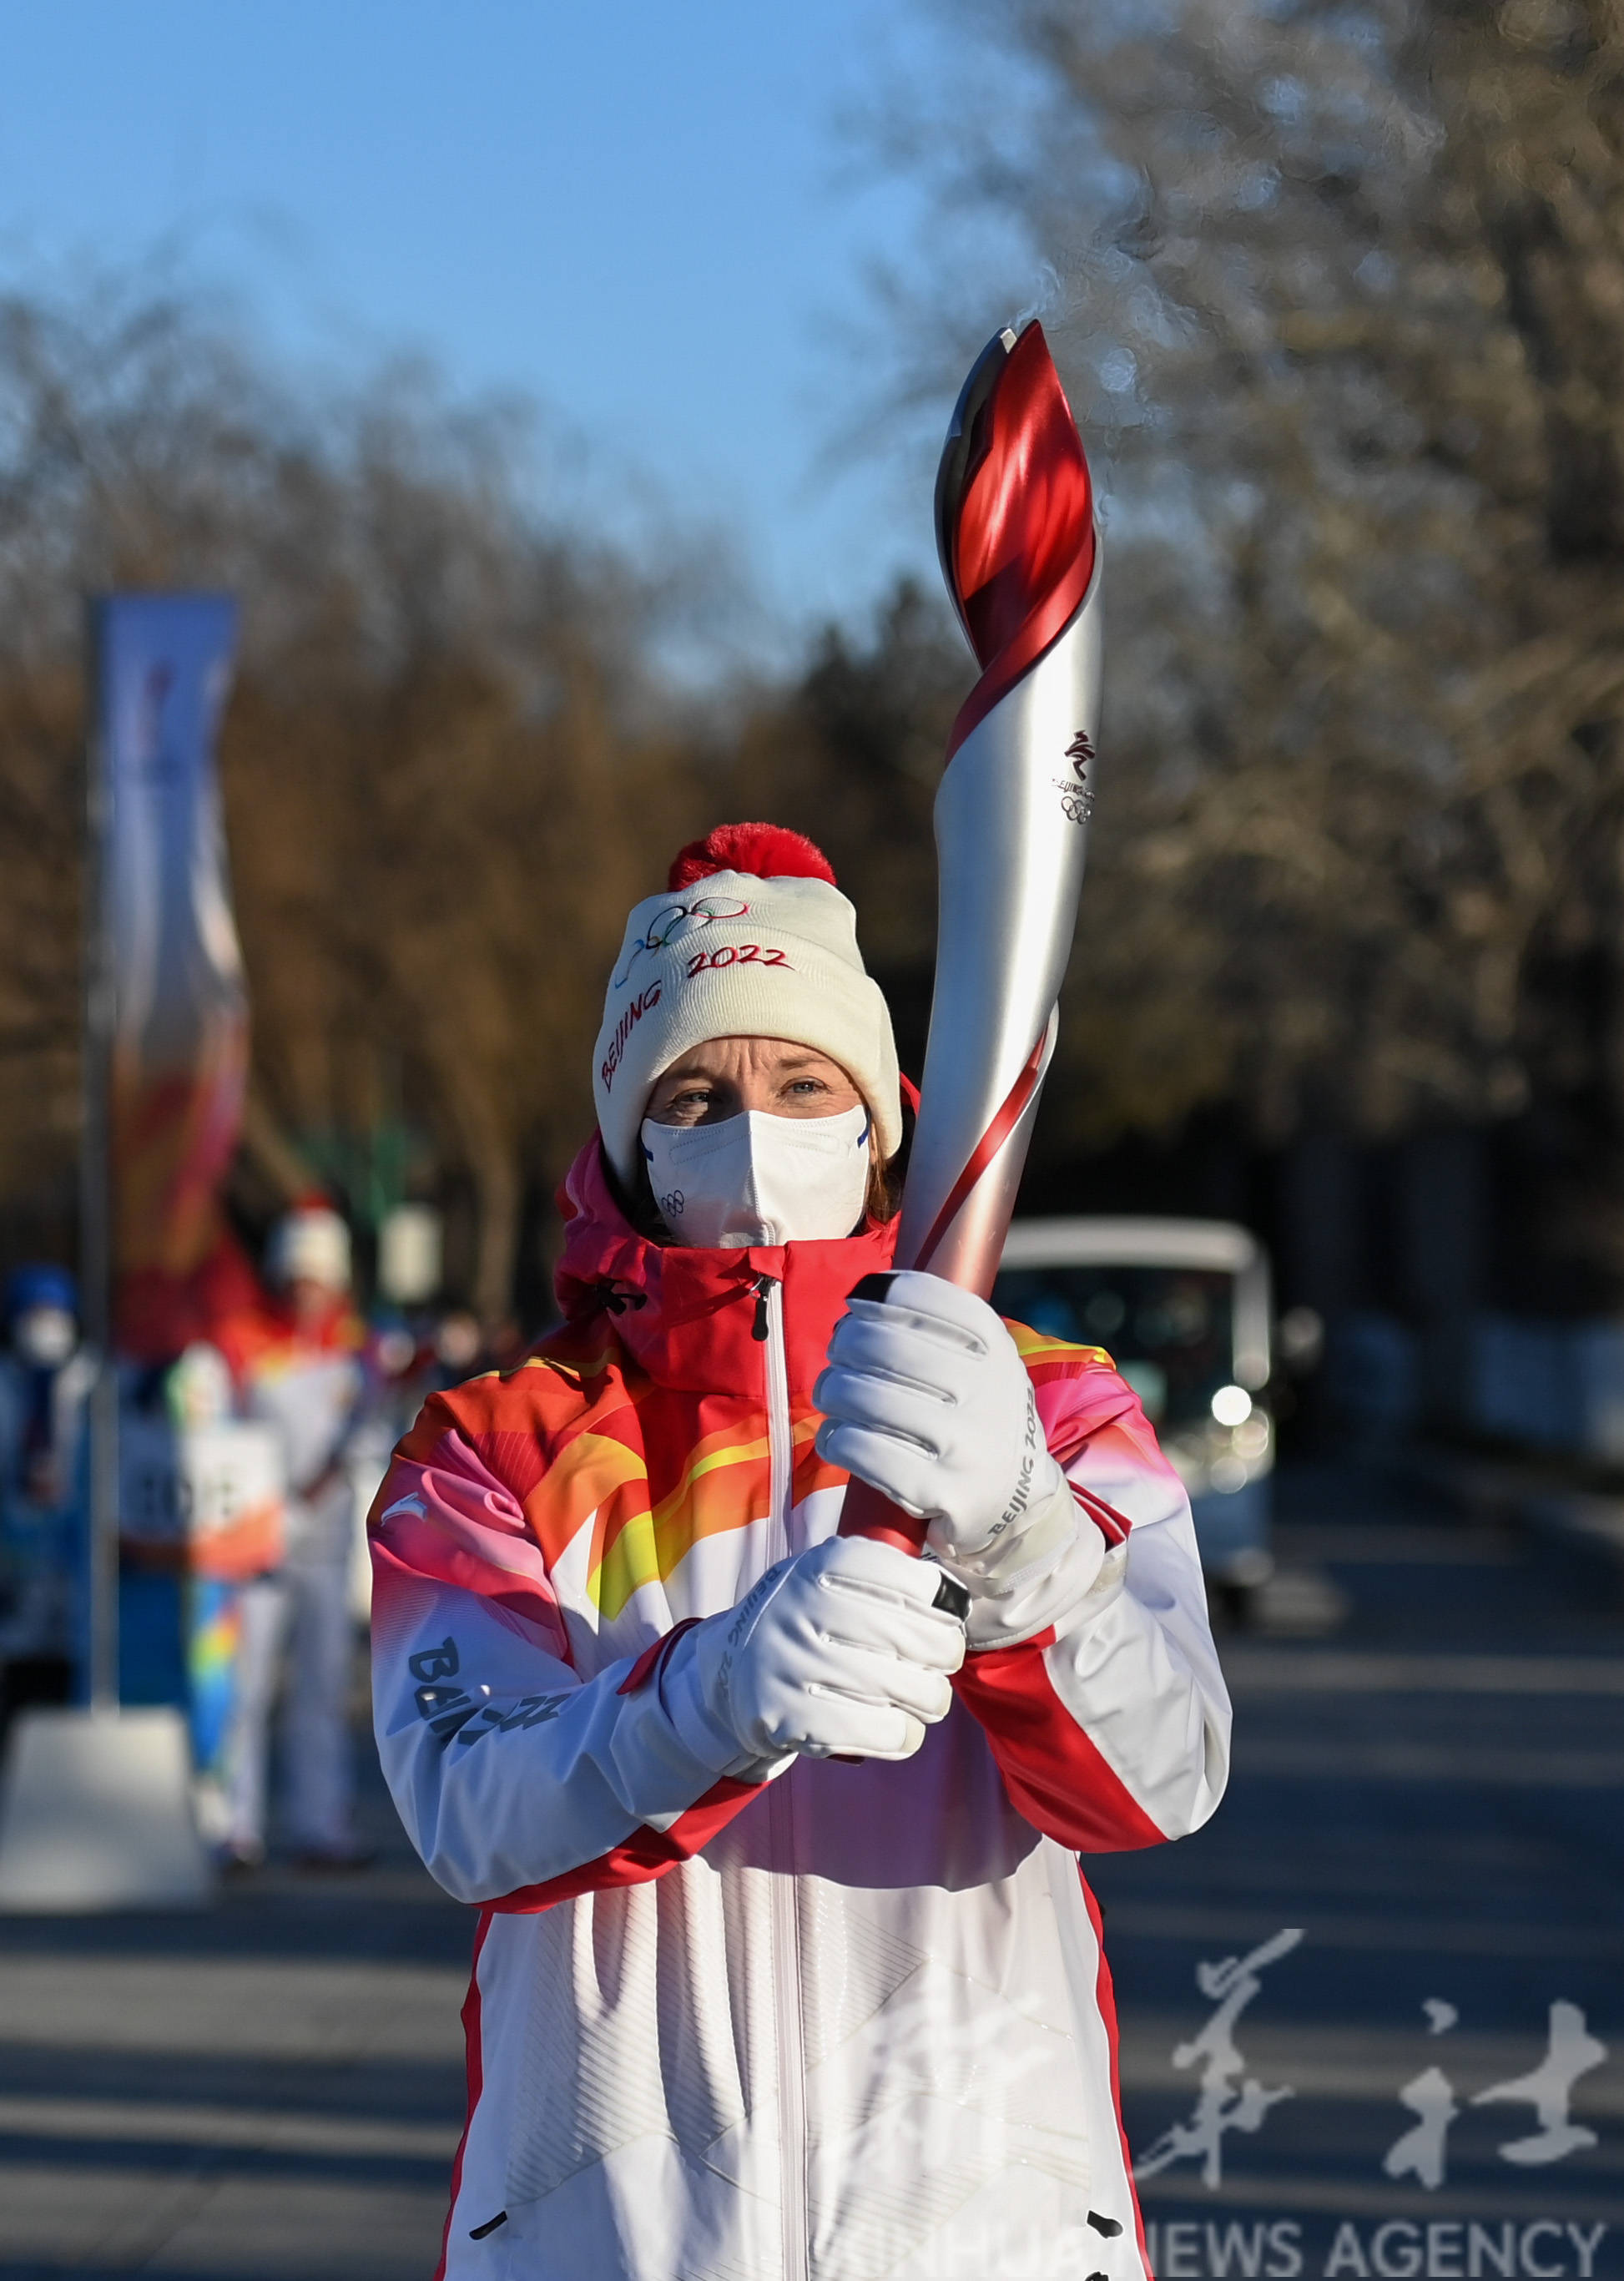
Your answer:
[96,595,260,1360]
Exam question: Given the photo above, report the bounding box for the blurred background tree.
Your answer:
[862,0,1624,1262]
[2,0,1621,1335]
[0,284,706,1324]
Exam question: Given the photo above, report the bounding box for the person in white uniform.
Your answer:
[229,1206,371,1869]
[0,1266,92,1678]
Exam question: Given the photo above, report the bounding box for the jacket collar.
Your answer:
[552,1125,900,1399]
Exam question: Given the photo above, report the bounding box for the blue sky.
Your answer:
[0,0,1033,665]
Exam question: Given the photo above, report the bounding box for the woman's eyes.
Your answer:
[661,1074,835,1113]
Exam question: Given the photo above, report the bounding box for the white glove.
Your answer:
[815,1271,1104,1646]
[661,1532,966,1770]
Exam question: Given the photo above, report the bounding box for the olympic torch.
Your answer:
[840,319,1102,1554]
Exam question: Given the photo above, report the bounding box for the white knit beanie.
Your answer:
[593,824,902,1187]
[267,1204,352,1292]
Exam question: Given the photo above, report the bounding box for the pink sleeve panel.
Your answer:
[369,1429,571,1663]
[369,1435,765,1908]
[1032,1363,1169,1492]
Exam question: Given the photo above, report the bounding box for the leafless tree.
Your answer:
[0,282,706,1324]
[861,0,1624,1239]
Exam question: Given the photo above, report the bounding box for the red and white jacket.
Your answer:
[370,1137,1230,2281]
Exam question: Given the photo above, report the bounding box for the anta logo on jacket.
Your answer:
[369,1133,1231,2281]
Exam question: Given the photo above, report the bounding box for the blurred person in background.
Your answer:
[220,1204,372,1870]
[0,1265,93,1692]
[369,824,1230,2278]
[164,1338,284,1861]
[431,1309,484,1386]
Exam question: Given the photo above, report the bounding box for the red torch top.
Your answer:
[936,321,1095,759]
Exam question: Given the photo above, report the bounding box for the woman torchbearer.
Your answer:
[369,810,1230,2280]
[372,316,1228,2281]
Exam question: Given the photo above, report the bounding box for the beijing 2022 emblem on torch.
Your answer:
[841,318,1102,1553]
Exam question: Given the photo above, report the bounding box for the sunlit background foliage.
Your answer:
[2,0,1621,1327]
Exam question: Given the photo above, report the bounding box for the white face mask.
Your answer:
[639,1103,873,1248]
[13,1306,76,1369]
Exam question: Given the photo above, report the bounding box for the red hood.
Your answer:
[552,1122,905,1400]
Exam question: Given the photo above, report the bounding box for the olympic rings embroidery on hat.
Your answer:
[613,896,750,987]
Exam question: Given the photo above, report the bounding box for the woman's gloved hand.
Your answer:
[662,1533,966,1771]
[815,1272,1103,1645]
[815,1272,1063,1553]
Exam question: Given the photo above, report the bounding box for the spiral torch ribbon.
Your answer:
[840,320,1102,1554]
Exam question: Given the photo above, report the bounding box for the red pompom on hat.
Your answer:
[668,823,837,891]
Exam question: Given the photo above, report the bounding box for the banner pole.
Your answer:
[80,600,119,1714]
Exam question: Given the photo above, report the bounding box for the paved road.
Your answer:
[0,1461,1618,2278]
[0,1736,470,2279]
[1092,1464,1624,2281]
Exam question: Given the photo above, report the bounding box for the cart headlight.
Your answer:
[1233,1414,1271,1461]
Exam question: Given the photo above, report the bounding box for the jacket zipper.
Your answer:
[758,1276,792,1558]
[758,1272,809,2281]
